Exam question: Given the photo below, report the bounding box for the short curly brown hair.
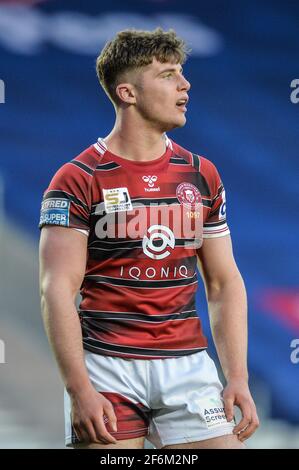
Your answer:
[96,28,190,105]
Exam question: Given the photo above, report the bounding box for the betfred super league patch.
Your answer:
[39,198,70,226]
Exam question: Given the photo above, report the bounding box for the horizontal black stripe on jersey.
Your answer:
[79,309,198,322]
[131,198,212,208]
[43,190,89,210]
[88,249,139,261]
[88,237,198,249]
[88,247,138,260]
[90,197,212,210]
[84,273,197,288]
[70,160,94,176]
[88,247,200,262]
[82,337,206,357]
[169,155,190,165]
[132,197,179,206]
[95,162,121,170]
[91,197,179,208]
[81,313,199,339]
[131,197,209,209]
[89,201,212,219]
[70,213,90,227]
[203,220,227,227]
[89,197,181,215]
[89,238,141,250]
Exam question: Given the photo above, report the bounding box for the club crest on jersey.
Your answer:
[142,175,160,192]
[102,187,133,213]
[176,183,202,208]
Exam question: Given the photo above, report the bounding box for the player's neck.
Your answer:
[103,112,168,162]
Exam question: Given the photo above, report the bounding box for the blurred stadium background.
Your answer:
[0,0,298,449]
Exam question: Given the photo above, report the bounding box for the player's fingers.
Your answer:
[103,403,118,433]
[233,415,251,435]
[73,423,90,444]
[83,420,101,444]
[72,424,83,443]
[233,401,252,434]
[238,412,260,441]
[92,415,117,444]
[223,396,235,422]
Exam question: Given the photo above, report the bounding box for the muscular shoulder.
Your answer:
[50,145,101,184]
[39,144,103,231]
[171,139,223,194]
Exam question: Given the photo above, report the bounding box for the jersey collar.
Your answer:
[93,133,173,155]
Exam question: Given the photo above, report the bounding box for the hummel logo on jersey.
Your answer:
[142,175,157,187]
[142,175,160,192]
[143,225,175,260]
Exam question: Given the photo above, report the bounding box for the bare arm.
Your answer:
[39,226,117,444]
[197,235,259,441]
[197,235,248,381]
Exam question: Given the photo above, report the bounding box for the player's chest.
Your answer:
[90,169,211,243]
[93,168,209,208]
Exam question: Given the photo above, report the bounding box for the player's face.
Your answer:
[134,57,191,132]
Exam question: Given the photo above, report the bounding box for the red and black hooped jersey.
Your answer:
[39,136,230,359]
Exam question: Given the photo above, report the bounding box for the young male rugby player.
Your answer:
[39,28,259,449]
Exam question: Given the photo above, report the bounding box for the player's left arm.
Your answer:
[197,234,259,442]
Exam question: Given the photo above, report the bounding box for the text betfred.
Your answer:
[41,199,69,210]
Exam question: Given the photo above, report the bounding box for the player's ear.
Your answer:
[115,83,136,105]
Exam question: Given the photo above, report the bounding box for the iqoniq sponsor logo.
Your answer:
[119,264,189,280]
[142,225,175,260]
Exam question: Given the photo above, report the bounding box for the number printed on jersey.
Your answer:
[102,187,133,213]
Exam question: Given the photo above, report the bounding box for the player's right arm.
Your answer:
[39,225,117,444]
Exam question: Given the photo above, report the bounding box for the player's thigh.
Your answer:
[163,434,246,449]
[72,436,145,449]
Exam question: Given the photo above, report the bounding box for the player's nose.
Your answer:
[179,76,191,92]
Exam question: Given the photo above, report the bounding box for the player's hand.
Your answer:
[70,386,118,445]
[223,378,259,442]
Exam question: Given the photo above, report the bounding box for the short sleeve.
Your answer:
[39,162,92,231]
[203,162,230,238]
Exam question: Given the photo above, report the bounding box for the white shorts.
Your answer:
[64,350,235,448]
